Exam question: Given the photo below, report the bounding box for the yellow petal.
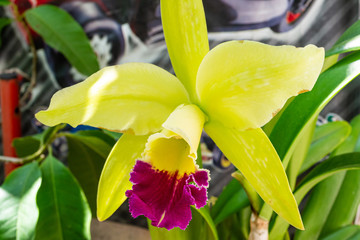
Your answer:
[143,133,196,175]
[36,63,190,135]
[143,104,206,175]
[161,0,209,102]
[162,104,206,158]
[197,40,324,130]
[97,134,148,221]
[205,120,304,230]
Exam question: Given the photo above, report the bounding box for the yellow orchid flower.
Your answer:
[35,0,324,230]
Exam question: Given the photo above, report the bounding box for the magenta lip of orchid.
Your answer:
[125,160,209,230]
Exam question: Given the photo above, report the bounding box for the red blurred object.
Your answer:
[286,11,301,24]
[0,72,22,176]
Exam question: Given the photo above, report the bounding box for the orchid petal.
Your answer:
[144,133,196,174]
[142,104,206,175]
[161,0,209,102]
[197,40,324,130]
[36,63,190,135]
[126,161,209,230]
[162,104,206,159]
[205,120,304,230]
[97,134,148,221]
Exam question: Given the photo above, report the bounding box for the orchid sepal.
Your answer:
[205,120,304,230]
[161,0,209,103]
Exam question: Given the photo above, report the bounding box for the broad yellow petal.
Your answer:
[97,134,148,221]
[161,0,209,102]
[36,63,190,135]
[205,120,304,229]
[143,104,206,175]
[197,40,324,130]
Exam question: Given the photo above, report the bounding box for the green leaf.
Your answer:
[0,162,41,240]
[300,121,351,173]
[232,171,261,213]
[326,19,360,57]
[35,155,91,240]
[321,225,360,240]
[148,207,217,240]
[41,124,66,146]
[24,5,99,76]
[102,129,123,140]
[296,152,360,207]
[74,130,116,147]
[270,50,360,168]
[269,152,360,240]
[0,18,12,47]
[195,206,218,240]
[294,173,346,240]
[320,115,360,237]
[66,134,110,216]
[216,207,250,240]
[13,136,40,158]
[286,117,316,189]
[321,170,360,236]
[211,179,249,225]
[0,0,10,6]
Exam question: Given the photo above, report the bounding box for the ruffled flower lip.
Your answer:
[126,160,209,230]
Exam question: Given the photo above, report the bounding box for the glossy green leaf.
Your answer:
[296,116,360,240]
[294,173,346,240]
[286,117,316,189]
[217,207,251,240]
[0,0,10,6]
[296,152,360,209]
[66,133,111,216]
[321,115,360,237]
[232,171,261,213]
[0,162,41,240]
[211,179,249,225]
[149,207,217,240]
[300,121,351,173]
[270,152,360,240]
[13,136,40,157]
[35,155,91,240]
[270,50,360,168]
[97,134,148,221]
[321,225,360,240]
[321,170,360,237]
[195,206,218,240]
[326,19,360,57]
[348,231,360,240]
[0,18,11,47]
[24,5,99,76]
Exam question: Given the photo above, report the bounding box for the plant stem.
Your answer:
[248,213,269,240]
[0,124,66,164]
[11,3,37,107]
[0,155,23,164]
